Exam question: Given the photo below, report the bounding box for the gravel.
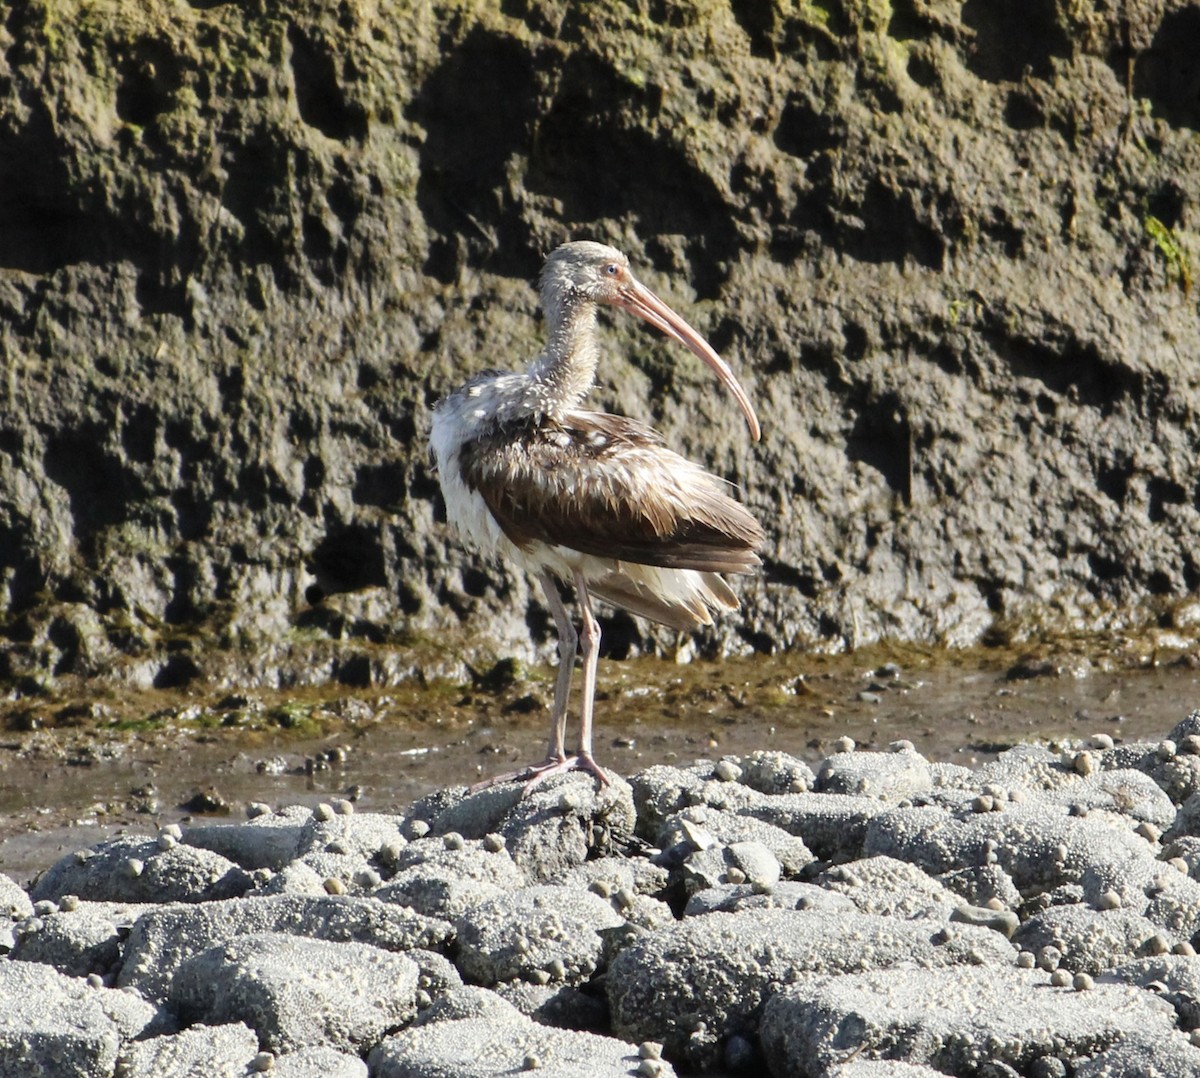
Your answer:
[7,729,1200,1075]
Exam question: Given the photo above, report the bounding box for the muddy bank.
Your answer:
[1,1,1200,693]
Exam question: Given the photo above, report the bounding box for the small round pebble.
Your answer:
[1145,933,1171,955]
[1191,1030,1200,1048]
[246,802,271,819]
[59,894,79,912]
[123,858,144,879]
[972,795,994,813]
[442,832,465,851]
[1096,890,1121,910]
[407,819,431,839]
[558,789,584,812]
[1017,951,1036,969]
[589,880,613,899]
[86,974,104,988]
[713,759,742,782]
[333,798,354,816]
[483,832,506,852]
[1090,733,1114,750]
[1158,740,1177,761]
[322,877,346,895]
[313,803,335,822]
[637,1061,666,1078]
[157,833,177,851]
[1174,941,1197,956]
[1072,972,1094,991]
[833,736,856,753]
[354,868,381,889]
[890,739,916,753]
[250,1051,275,1072]
[522,1054,541,1071]
[1050,969,1071,987]
[1135,822,1161,843]
[639,1042,664,1060]
[33,900,58,916]
[1038,946,1062,972]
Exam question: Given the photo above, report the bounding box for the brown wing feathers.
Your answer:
[460,412,763,574]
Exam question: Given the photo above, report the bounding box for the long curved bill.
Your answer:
[615,278,761,442]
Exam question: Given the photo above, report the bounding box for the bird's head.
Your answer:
[540,241,761,442]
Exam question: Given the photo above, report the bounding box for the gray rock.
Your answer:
[682,881,857,917]
[658,805,814,876]
[453,884,624,987]
[1072,1032,1200,1078]
[31,836,253,905]
[0,960,162,1077]
[816,855,961,920]
[629,764,768,837]
[1012,903,1168,973]
[936,864,1023,909]
[118,894,451,1002]
[551,855,670,898]
[116,1021,259,1078]
[863,803,1150,894]
[815,748,933,800]
[760,965,1177,1077]
[369,1013,675,1078]
[169,931,419,1053]
[182,806,310,870]
[1102,955,1200,1030]
[679,840,782,897]
[377,836,526,918]
[491,979,609,1032]
[10,900,142,977]
[273,1045,370,1078]
[607,909,1015,1070]
[738,792,887,862]
[499,775,638,883]
[0,871,33,921]
[736,751,816,795]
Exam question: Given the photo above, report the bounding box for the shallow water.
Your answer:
[1,640,1198,886]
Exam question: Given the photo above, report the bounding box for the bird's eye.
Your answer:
[604,263,620,276]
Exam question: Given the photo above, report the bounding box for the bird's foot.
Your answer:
[469,752,610,795]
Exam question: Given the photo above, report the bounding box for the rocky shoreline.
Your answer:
[6,714,1200,1076]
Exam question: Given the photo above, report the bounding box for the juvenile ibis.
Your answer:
[430,241,763,787]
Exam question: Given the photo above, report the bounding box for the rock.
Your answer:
[182,806,310,870]
[273,1045,370,1078]
[31,836,253,905]
[0,960,163,1076]
[738,792,886,862]
[369,1013,677,1078]
[0,872,34,921]
[816,856,961,920]
[606,909,1014,1071]
[1073,1032,1200,1078]
[117,894,451,1002]
[682,881,857,917]
[657,806,814,877]
[453,884,624,987]
[169,931,419,1053]
[116,1022,260,1078]
[815,748,933,800]
[760,965,1177,1077]
[10,900,142,978]
[1012,904,1170,974]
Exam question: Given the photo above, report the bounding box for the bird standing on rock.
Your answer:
[430,241,763,788]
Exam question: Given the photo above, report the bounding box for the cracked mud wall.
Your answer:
[0,0,1198,690]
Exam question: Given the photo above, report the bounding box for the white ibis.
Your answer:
[430,240,763,787]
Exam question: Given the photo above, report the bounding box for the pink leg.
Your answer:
[469,571,608,793]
